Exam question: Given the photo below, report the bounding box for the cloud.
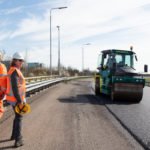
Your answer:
[10,0,150,43]
[0,6,23,15]
[52,0,150,46]
[0,31,11,41]
[0,0,5,5]
[10,13,49,38]
[23,46,49,65]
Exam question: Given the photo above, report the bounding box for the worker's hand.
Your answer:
[16,101,24,106]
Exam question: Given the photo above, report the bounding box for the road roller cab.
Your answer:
[95,49,145,103]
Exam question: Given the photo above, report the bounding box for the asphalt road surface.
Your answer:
[105,86,150,150]
[0,78,145,150]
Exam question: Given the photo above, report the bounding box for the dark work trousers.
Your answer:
[11,106,23,141]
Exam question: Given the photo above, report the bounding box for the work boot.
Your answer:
[14,139,24,147]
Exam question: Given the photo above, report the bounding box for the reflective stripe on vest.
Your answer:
[6,67,26,102]
[0,74,7,76]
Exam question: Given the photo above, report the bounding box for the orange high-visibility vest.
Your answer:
[6,67,26,102]
[0,63,7,95]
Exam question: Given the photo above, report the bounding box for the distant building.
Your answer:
[27,62,44,69]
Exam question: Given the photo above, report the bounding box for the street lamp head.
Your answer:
[85,43,91,45]
[51,7,67,11]
[56,26,60,30]
[58,6,68,9]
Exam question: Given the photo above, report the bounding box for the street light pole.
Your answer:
[82,46,84,72]
[82,43,91,73]
[56,25,60,76]
[50,6,67,76]
[50,10,52,76]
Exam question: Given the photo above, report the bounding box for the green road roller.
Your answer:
[95,48,146,103]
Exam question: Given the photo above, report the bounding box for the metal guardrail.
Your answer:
[25,75,59,84]
[25,76,92,97]
[145,82,150,86]
[143,77,150,87]
[26,78,64,97]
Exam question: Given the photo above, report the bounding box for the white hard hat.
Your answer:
[13,52,24,60]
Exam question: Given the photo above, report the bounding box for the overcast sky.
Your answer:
[0,0,150,71]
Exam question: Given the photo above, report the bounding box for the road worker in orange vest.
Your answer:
[6,52,26,148]
[0,52,7,119]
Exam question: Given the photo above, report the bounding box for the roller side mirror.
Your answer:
[135,55,138,61]
[97,66,101,70]
[144,65,148,72]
